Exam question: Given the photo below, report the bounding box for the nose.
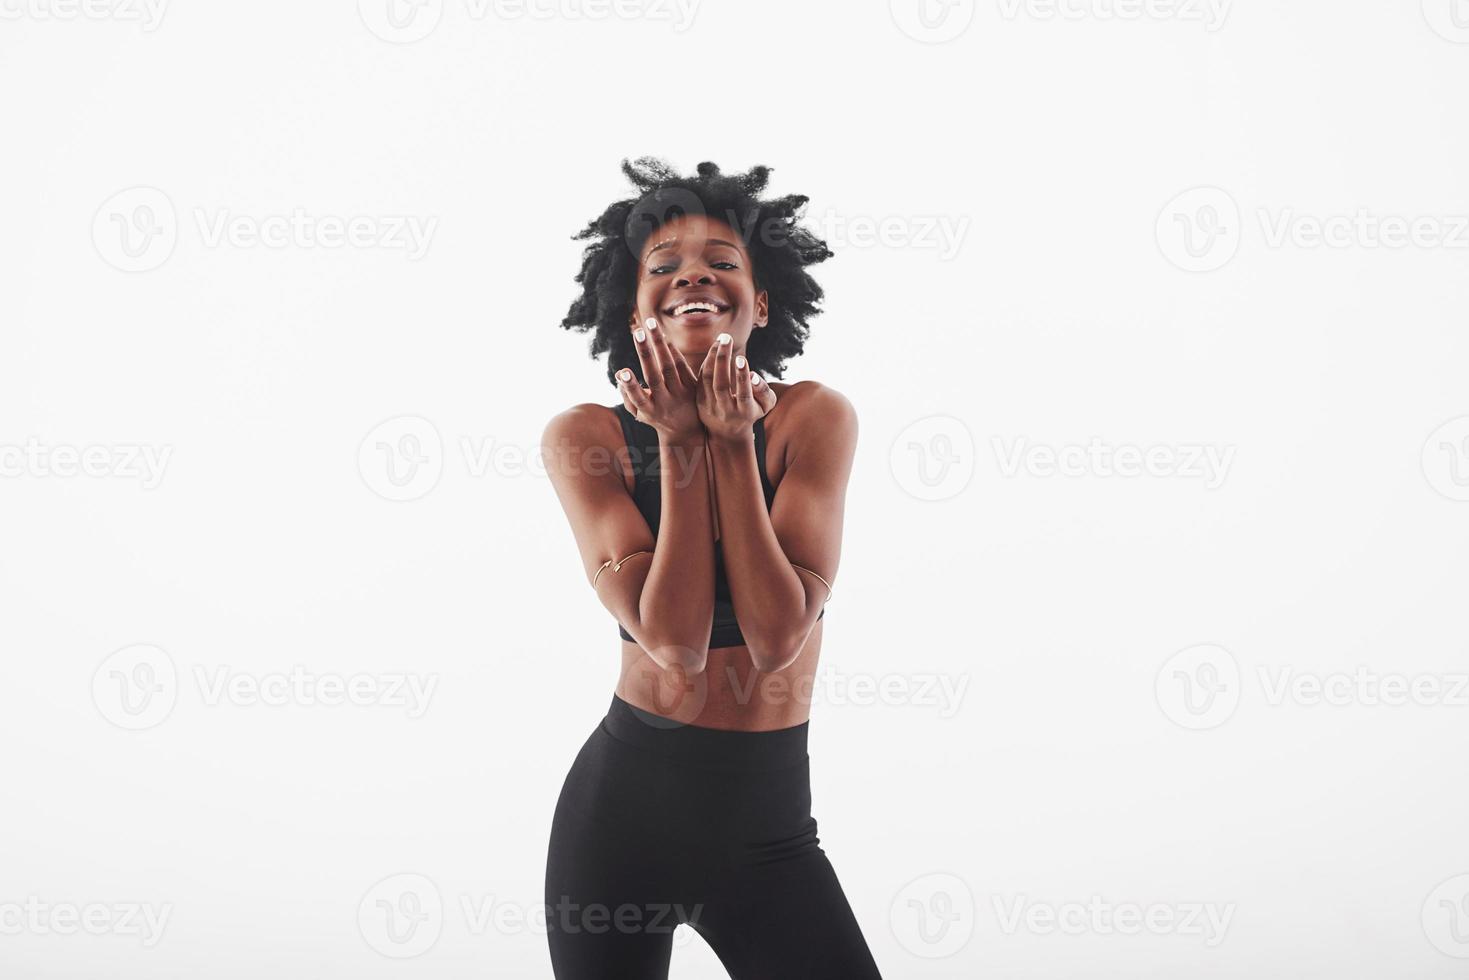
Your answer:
[675,260,715,288]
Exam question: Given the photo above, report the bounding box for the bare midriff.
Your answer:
[615,621,824,731]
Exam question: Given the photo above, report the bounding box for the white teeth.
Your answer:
[673,301,719,316]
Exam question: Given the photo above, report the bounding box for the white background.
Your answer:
[4,0,1469,976]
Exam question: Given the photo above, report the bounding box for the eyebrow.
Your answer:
[646,237,743,257]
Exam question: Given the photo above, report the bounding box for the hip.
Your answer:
[550,694,818,861]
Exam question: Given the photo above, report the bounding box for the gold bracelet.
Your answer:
[790,562,834,603]
[592,550,653,589]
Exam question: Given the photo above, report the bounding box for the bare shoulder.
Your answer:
[766,381,858,475]
[541,402,627,481]
[771,380,857,435]
[542,401,619,445]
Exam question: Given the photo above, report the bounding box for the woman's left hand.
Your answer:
[696,332,777,444]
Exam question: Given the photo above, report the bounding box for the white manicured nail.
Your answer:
[718,333,731,345]
[751,374,762,385]
[735,355,746,369]
[645,317,657,331]
[635,328,646,342]
[620,369,632,382]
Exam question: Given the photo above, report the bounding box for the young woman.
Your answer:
[540,159,883,979]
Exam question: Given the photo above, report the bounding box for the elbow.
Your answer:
[645,637,711,677]
[747,633,803,674]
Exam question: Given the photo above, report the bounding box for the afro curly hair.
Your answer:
[560,157,834,387]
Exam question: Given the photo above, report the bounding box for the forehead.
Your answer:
[639,214,749,261]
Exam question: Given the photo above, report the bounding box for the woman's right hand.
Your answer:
[618,317,704,442]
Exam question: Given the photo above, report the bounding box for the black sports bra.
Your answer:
[612,403,824,649]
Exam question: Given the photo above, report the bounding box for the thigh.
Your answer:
[544,728,678,979]
[694,850,884,980]
[544,888,673,980]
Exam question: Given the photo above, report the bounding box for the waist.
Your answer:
[602,693,809,770]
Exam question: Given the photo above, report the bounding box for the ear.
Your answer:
[754,290,769,327]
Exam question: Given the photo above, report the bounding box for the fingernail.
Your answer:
[751,374,762,385]
[635,328,646,342]
[645,317,657,331]
[735,355,746,369]
[718,333,731,345]
[620,369,632,382]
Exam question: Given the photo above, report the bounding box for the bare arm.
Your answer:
[541,405,715,673]
[707,382,857,672]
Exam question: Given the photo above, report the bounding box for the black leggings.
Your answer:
[545,694,884,979]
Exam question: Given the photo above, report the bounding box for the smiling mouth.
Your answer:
[665,301,727,317]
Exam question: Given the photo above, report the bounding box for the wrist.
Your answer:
[707,431,756,463]
[659,425,707,448]
[706,426,755,450]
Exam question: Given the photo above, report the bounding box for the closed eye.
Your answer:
[649,260,738,275]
